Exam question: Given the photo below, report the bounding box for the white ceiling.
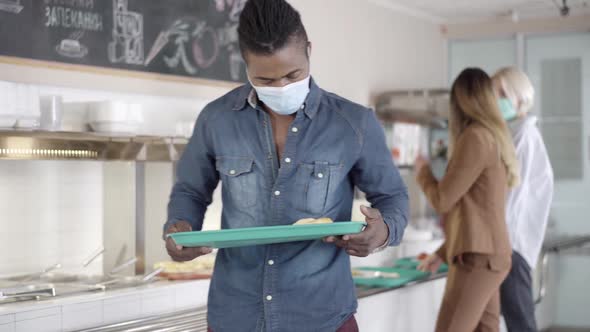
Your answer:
[370,0,590,23]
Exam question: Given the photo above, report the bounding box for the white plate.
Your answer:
[15,117,40,129]
[87,101,144,123]
[61,122,89,132]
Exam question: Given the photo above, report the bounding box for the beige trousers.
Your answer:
[435,253,511,332]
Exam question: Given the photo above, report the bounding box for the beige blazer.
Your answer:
[417,124,512,269]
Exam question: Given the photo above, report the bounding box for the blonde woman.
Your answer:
[493,67,554,332]
[416,68,519,332]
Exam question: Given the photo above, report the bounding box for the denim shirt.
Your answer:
[166,78,409,332]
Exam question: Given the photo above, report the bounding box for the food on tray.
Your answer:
[293,217,333,225]
[154,255,215,274]
[351,269,365,277]
[351,269,401,279]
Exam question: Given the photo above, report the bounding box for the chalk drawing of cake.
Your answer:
[56,39,89,58]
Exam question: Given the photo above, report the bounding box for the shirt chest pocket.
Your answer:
[294,161,339,216]
[216,157,257,209]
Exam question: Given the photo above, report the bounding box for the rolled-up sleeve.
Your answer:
[350,111,409,246]
[164,107,219,234]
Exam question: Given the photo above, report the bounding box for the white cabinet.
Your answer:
[357,278,446,332]
[0,315,14,326]
[13,308,61,332]
[15,316,61,332]
[175,281,209,310]
[141,289,175,317]
[0,315,15,332]
[0,323,15,332]
[0,280,210,331]
[103,294,141,325]
[62,301,104,332]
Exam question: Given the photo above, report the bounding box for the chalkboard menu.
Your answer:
[0,0,247,83]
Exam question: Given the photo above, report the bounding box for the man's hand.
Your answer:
[417,253,443,274]
[165,221,212,262]
[324,205,389,257]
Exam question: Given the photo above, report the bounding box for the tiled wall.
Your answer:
[144,162,222,272]
[0,161,103,276]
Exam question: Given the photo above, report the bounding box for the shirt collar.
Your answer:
[232,77,323,119]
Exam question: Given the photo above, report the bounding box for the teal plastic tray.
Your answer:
[168,221,366,249]
[394,257,448,273]
[353,267,428,288]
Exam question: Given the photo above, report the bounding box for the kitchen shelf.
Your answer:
[0,130,189,161]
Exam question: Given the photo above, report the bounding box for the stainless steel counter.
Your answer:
[79,306,208,332]
[74,274,448,332]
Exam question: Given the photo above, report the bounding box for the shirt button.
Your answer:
[266,295,273,301]
[291,127,298,133]
[268,260,275,266]
[300,104,305,110]
[284,158,291,163]
[274,190,281,196]
[229,170,236,175]
[317,173,324,179]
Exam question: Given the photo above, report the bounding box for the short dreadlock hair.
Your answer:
[238,0,309,58]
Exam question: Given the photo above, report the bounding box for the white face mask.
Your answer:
[250,76,311,115]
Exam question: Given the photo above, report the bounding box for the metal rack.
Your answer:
[0,130,188,161]
[0,130,188,276]
[375,88,450,129]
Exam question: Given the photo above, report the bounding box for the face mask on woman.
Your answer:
[498,98,518,121]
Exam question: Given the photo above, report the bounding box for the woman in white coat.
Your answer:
[492,67,554,332]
